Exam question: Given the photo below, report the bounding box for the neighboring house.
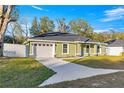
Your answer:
[106,39,124,56]
[27,32,106,58]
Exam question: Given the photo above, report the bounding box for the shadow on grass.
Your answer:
[65,57,124,69]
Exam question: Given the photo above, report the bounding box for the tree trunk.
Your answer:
[0,5,13,56]
[0,20,9,56]
[0,35,4,56]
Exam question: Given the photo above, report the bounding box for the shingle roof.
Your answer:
[106,39,124,47]
[29,32,97,43]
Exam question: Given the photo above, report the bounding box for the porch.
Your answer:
[76,43,106,57]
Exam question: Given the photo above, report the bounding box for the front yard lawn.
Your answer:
[64,56,124,69]
[0,57,55,88]
[45,72,124,88]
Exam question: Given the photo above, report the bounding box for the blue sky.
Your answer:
[17,5,124,33]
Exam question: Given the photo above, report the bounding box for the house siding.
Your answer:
[76,43,81,56]
[83,44,95,56]
[29,41,35,55]
[29,41,32,54]
[82,44,106,56]
[28,41,106,58]
[55,43,106,57]
[55,43,76,57]
[101,45,106,55]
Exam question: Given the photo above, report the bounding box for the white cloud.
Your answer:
[31,6,49,12]
[105,7,124,17]
[94,29,109,33]
[101,15,123,22]
[101,7,124,22]
[31,5,43,11]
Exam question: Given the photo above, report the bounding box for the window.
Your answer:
[34,44,37,46]
[43,44,45,46]
[97,45,100,53]
[47,44,49,46]
[63,44,68,54]
[39,44,41,46]
[86,45,90,53]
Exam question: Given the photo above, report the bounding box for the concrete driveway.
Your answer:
[36,58,122,87]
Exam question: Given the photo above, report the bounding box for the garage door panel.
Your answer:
[35,43,54,58]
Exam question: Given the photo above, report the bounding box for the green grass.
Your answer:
[44,56,124,88]
[64,56,124,69]
[44,72,124,88]
[0,57,55,88]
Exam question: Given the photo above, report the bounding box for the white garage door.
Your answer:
[107,47,123,56]
[36,43,55,58]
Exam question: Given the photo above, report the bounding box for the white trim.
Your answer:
[31,45,34,55]
[52,43,55,57]
[62,43,69,54]
[94,44,96,54]
[100,45,102,54]
[29,43,34,55]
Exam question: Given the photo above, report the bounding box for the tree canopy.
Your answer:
[30,16,55,36]
[69,18,93,38]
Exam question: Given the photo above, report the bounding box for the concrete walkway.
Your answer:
[37,58,122,87]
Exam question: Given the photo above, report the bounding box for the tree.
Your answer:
[30,17,40,36]
[6,22,17,43]
[69,18,93,38]
[19,17,29,38]
[0,5,17,56]
[56,18,69,32]
[11,22,26,44]
[40,16,55,33]
[4,35,14,43]
[6,19,28,44]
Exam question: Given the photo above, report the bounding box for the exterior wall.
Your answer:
[83,44,106,56]
[55,43,106,57]
[100,45,106,55]
[3,43,29,57]
[29,41,34,55]
[83,44,96,56]
[55,43,76,57]
[107,47,123,56]
[29,41,106,58]
[76,43,81,56]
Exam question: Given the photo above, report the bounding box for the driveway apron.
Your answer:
[36,58,122,87]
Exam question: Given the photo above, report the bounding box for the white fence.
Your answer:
[3,43,29,57]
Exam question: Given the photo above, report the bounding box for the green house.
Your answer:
[27,32,106,58]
